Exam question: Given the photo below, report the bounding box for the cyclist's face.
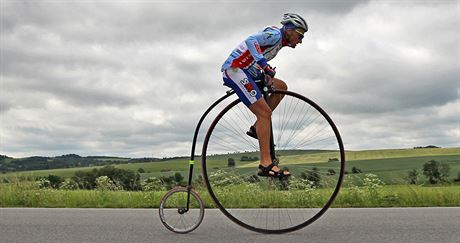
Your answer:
[287,28,305,48]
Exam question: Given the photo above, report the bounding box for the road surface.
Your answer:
[0,207,459,242]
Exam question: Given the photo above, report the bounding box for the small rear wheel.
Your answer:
[159,187,205,233]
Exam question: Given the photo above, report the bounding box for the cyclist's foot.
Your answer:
[246,125,258,139]
[257,162,291,178]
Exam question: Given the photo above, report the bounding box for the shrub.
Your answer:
[36,178,51,189]
[208,170,244,187]
[174,172,184,184]
[72,166,141,190]
[352,167,362,174]
[141,177,164,191]
[95,176,122,191]
[36,175,64,189]
[407,169,419,184]
[59,179,79,190]
[228,158,235,167]
[327,169,336,175]
[422,160,450,184]
[300,167,321,188]
[454,172,460,183]
[363,173,385,201]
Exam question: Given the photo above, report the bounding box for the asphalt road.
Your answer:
[0,207,459,243]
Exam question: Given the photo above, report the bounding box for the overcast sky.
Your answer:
[1,0,459,158]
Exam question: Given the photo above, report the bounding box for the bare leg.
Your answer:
[249,97,289,175]
[251,78,288,132]
[267,78,288,111]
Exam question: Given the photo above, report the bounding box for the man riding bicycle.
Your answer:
[221,13,308,178]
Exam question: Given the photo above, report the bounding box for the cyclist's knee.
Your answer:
[274,78,288,91]
[258,107,272,120]
[250,100,272,120]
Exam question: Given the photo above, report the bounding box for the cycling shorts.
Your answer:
[222,68,263,107]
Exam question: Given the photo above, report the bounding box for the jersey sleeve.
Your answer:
[244,27,281,68]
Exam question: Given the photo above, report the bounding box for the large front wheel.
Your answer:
[201,89,345,234]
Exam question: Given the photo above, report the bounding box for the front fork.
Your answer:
[182,90,235,212]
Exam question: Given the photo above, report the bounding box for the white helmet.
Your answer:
[280,13,308,32]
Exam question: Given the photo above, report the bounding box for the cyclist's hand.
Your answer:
[263,64,276,78]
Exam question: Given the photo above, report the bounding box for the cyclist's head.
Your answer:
[281,13,308,48]
[281,13,308,32]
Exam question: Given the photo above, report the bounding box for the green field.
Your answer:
[1,147,459,208]
[2,147,459,186]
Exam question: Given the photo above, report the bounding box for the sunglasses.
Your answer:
[295,29,304,40]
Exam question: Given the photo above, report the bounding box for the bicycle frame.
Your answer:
[185,75,275,211]
[184,89,235,211]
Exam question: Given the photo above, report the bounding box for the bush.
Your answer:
[288,176,314,190]
[327,169,336,175]
[245,174,260,183]
[59,179,79,190]
[407,169,419,184]
[208,170,244,187]
[95,176,122,191]
[72,166,141,190]
[141,177,164,191]
[36,175,64,189]
[228,158,235,167]
[363,173,385,201]
[36,178,52,189]
[300,167,321,188]
[454,172,460,183]
[174,172,184,184]
[352,167,362,174]
[422,160,450,184]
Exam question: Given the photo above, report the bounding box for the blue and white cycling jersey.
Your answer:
[221,26,288,107]
[221,26,287,78]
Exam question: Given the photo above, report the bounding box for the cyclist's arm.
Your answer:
[244,27,281,68]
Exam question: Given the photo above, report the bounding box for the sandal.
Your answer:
[257,162,291,178]
[246,125,258,139]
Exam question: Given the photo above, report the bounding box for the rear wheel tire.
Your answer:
[159,187,205,233]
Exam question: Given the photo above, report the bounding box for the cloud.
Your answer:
[0,0,458,157]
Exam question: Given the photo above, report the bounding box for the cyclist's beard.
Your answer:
[285,33,296,48]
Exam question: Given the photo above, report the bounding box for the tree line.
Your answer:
[0,154,174,173]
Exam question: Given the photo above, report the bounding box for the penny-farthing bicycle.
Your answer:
[159,73,345,234]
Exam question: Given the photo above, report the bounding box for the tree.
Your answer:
[422,160,441,184]
[228,158,235,167]
[407,169,419,184]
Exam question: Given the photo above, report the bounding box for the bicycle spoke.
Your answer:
[202,90,345,234]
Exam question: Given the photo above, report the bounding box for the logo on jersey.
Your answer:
[265,32,274,39]
[240,78,257,97]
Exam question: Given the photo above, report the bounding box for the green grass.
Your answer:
[0,147,459,208]
[1,182,458,208]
